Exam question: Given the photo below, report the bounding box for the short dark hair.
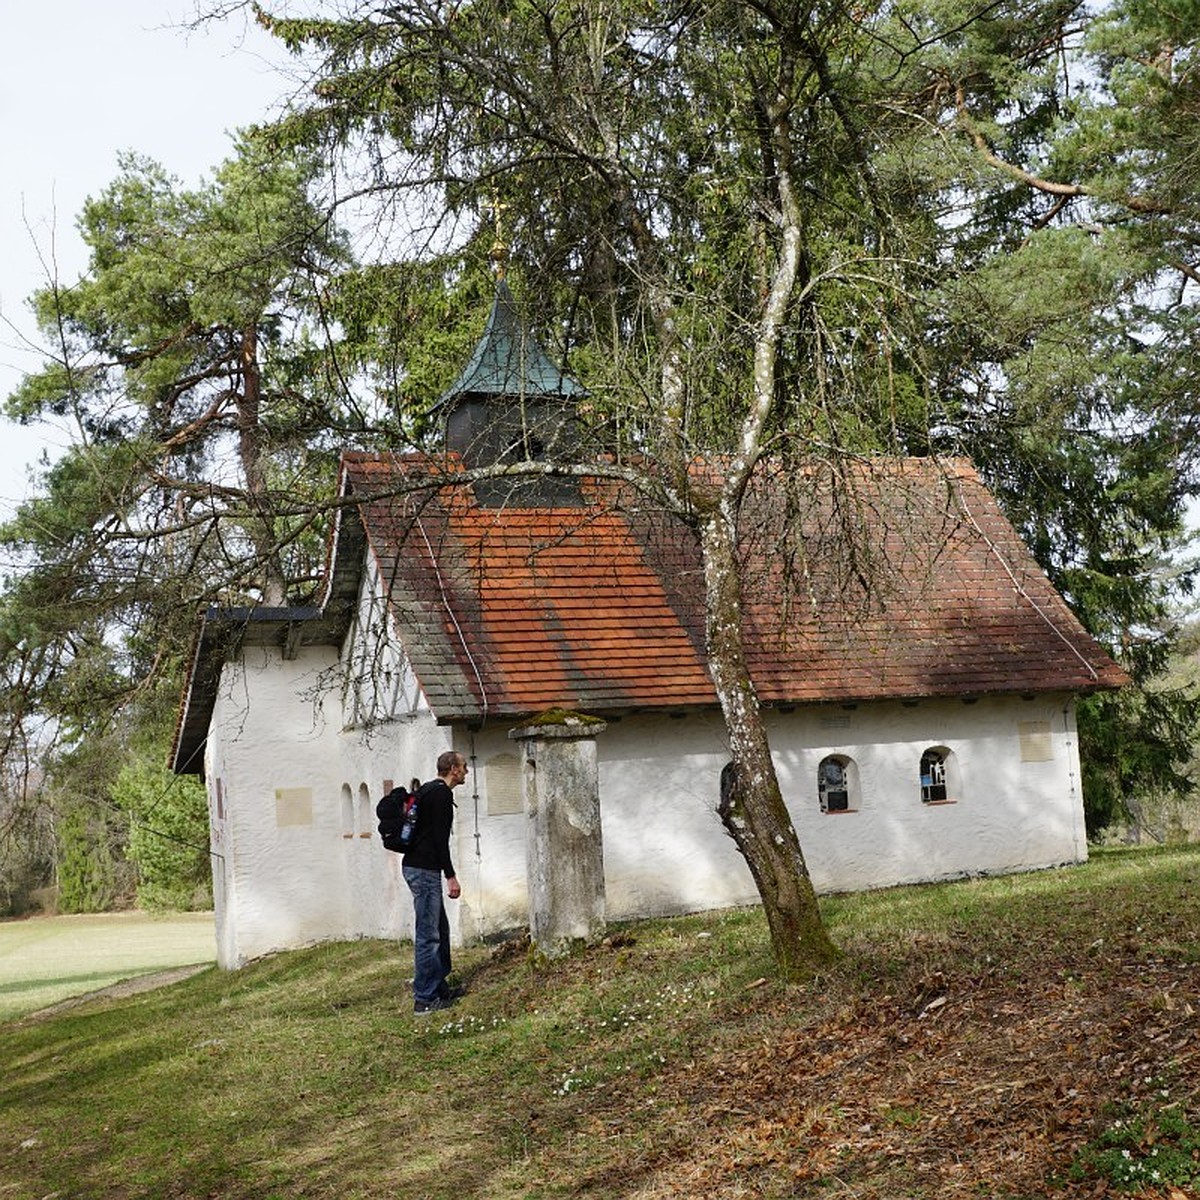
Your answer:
[437,751,462,776]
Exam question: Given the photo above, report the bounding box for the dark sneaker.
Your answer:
[440,984,466,1002]
[414,996,456,1015]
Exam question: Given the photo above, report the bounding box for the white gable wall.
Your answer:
[206,645,342,967]
[343,553,426,726]
[204,637,456,968]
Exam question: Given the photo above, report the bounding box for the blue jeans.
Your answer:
[402,865,451,1004]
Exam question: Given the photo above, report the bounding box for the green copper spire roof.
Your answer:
[440,278,586,403]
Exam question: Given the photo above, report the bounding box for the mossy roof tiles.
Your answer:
[171,451,1128,773]
[341,453,1127,722]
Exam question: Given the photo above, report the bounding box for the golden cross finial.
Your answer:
[485,190,509,280]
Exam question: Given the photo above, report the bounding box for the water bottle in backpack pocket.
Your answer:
[377,785,419,852]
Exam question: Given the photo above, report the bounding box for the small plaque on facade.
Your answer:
[486,753,524,815]
[1018,721,1054,763]
[275,787,314,827]
[820,714,852,729]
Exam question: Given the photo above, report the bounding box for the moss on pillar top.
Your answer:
[508,708,607,740]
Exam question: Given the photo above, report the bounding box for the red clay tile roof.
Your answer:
[342,453,1127,722]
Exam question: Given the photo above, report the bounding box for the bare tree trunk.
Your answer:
[237,325,287,607]
[682,57,836,979]
[700,503,839,979]
[591,11,836,978]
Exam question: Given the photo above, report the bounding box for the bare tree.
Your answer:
[249,0,998,975]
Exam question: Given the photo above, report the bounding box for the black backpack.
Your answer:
[376,785,420,853]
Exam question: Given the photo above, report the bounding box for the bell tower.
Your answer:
[437,227,586,506]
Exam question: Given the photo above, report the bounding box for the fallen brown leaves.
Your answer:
[578,911,1200,1197]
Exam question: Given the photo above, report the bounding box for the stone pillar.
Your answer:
[508,713,607,958]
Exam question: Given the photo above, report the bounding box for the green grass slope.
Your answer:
[2,847,1198,1199]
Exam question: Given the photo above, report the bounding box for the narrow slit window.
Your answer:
[357,783,372,838]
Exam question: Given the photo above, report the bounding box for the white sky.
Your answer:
[0,2,300,517]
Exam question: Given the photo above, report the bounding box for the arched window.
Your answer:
[818,755,858,813]
[357,783,372,838]
[920,747,957,803]
[340,783,354,838]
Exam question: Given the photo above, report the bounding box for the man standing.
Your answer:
[402,750,466,1014]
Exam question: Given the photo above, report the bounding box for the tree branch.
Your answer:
[955,84,1176,218]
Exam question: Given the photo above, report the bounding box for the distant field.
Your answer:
[0,911,216,1021]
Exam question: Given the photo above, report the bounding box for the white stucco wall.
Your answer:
[204,642,457,968]
[204,633,1087,965]
[419,692,1086,940]
[593,695,1085,919]
[772,695,1087,892]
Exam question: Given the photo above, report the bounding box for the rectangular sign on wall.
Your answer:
[486,753,524,816]
[275,787,314,827]
[1018,721,1054,763]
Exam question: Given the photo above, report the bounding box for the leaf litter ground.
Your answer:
[3,848,1198,1200]
[505,857,1200,1199]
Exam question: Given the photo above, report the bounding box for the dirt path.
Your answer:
[19,963,213,1021]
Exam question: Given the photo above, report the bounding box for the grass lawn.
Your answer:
[1,848,1199,1198]
[0,910,216,1021]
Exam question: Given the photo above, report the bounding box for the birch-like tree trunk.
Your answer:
[237,324,287,607]
[700,504,838,976]
[690,78,838,975]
